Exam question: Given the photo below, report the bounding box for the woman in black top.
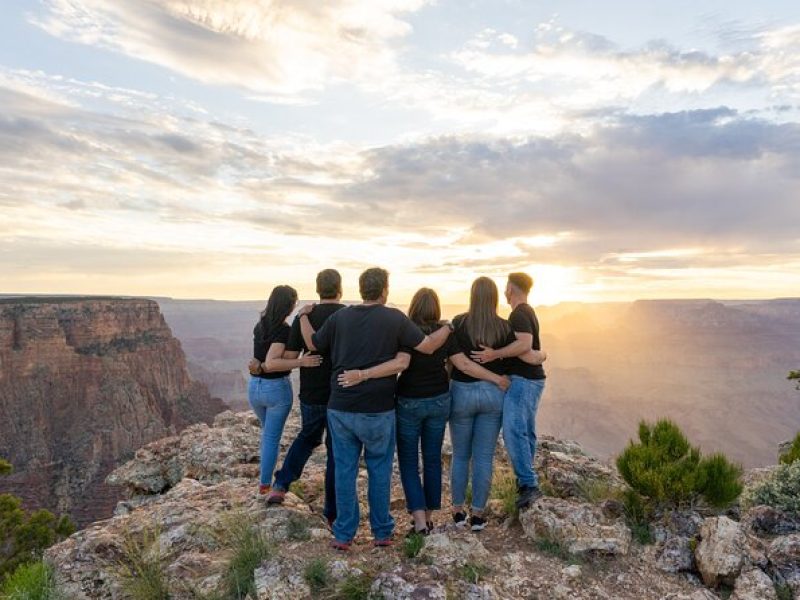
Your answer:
[395,288,452,535]
[250,285,321,495]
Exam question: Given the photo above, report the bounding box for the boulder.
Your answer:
[535,437,625,500]
[731,568,777,600]
[253,556,310,599]
[767,534,800,596]
[743,505,800,535]
[520,497,631,556]
[370,570,447,599]
[655,535,694,573]
[419,531,491,567]
[694,516,748,587]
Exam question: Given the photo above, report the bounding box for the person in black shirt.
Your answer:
[249,269,345,523]
[393,288,452,535]
[299,267,450,550]
[249,285,321,496]
[446,276,517,532]
[471,272,547,510]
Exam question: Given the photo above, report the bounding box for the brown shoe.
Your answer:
[267,489,286,505]
[258,484,271,496]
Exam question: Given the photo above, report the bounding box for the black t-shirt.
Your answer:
[505,303,546,380]
[312,304,426,413]
[286,303,346,405]
[446,313,515,383]
[397,323,450,399]
[252,321,291,379]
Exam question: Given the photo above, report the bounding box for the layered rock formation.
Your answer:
[0,297,225,526]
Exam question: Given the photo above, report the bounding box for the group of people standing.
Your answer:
[247,267,546,550]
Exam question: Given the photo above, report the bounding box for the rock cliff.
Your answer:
[0,297,226,526]
[44,411,800,600]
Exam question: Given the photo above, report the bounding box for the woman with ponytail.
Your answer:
[250,285,321,496]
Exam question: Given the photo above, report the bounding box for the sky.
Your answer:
[1,1,799,305]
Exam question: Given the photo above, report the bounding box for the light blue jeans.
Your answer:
[248,376,293,486]
[327,408,396,543]
[449,380,504,512]
[502,376,545,489]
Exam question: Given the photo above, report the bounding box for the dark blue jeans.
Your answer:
[396,392,451,513]
[272,403,336,521]
[327,408,395,543]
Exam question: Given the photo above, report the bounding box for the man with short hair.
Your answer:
[300,267,450,549]
[471,272,546,510]
[248,269,344,524]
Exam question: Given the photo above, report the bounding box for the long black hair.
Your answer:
[255,285,298,339]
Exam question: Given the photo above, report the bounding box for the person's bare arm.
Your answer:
[414,325,451,355]
[471,332,533,364]
[298,305,317,350]
[450,352,510,391]
[263,343,321,371]
[519,349,547,365]
[338,352,411,388]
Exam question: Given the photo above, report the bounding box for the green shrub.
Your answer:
[303,558,330,593]
[532,539,583,565]
[403,532,425,559]
[616,419,742,510]
[779,432,800,465]
[0,560,62,600]
[219,518,273,600]
[743,460,800,513]
[490,469,518,517]
[116,526,171,600]
[788,370,800,390]
[0,492,75,577]
[460,562,490,584]
[333,573,372,600]
[696,453,743,507]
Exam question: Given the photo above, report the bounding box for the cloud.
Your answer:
[31,0,428,94]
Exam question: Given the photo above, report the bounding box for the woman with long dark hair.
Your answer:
[250,285,321,495]
[446,277,514,531]
[395,287,452,535]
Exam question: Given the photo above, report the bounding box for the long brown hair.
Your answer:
[408,287,441,332]
[464,277,508,347]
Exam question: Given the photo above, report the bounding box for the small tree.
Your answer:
[789,370,800,390]
[616,419,742,511]
[0,459,75,576]
[780,432,800,465]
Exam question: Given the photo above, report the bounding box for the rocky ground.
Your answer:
[45,410,800,599]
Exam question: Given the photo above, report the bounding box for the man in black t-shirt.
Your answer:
[254,269,345,522]
[471,272,547,510]
[299,267,450,549]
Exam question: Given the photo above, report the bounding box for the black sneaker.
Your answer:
[469,515,487,531]
[515,485,543,510]
[453,511,467,527]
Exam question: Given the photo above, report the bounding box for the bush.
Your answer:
[460,562,490,584]
[696,453,743,508]
[333,573,372,600]
[303,558,329,594]
[0,560,62,600]
[743,460,800,513]
[116,526,171,600]
[616,419,742,510]
[219,517,273,600]
[403,532,425,559]
[490,469,518,517]
[779,432,800,465]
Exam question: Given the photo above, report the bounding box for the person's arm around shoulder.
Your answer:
[519,348,547,365]
[450,352,510,391]
[414,321,452,355]
[338,352,412,388]
[263,343,321,372]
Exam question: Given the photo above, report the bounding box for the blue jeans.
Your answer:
[327,408,395,543]
[273,403,336,520]
[503,376,545,489]
[396,392,451,513]
[449,380,504,512]
[248,376,293,486]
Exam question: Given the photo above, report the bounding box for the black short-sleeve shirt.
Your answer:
[396,323,450,399]
[312,304,425,413]
[446,314,515,383]
[286,302,345,405]
[505,303,546,380]
[252,321,291,379]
